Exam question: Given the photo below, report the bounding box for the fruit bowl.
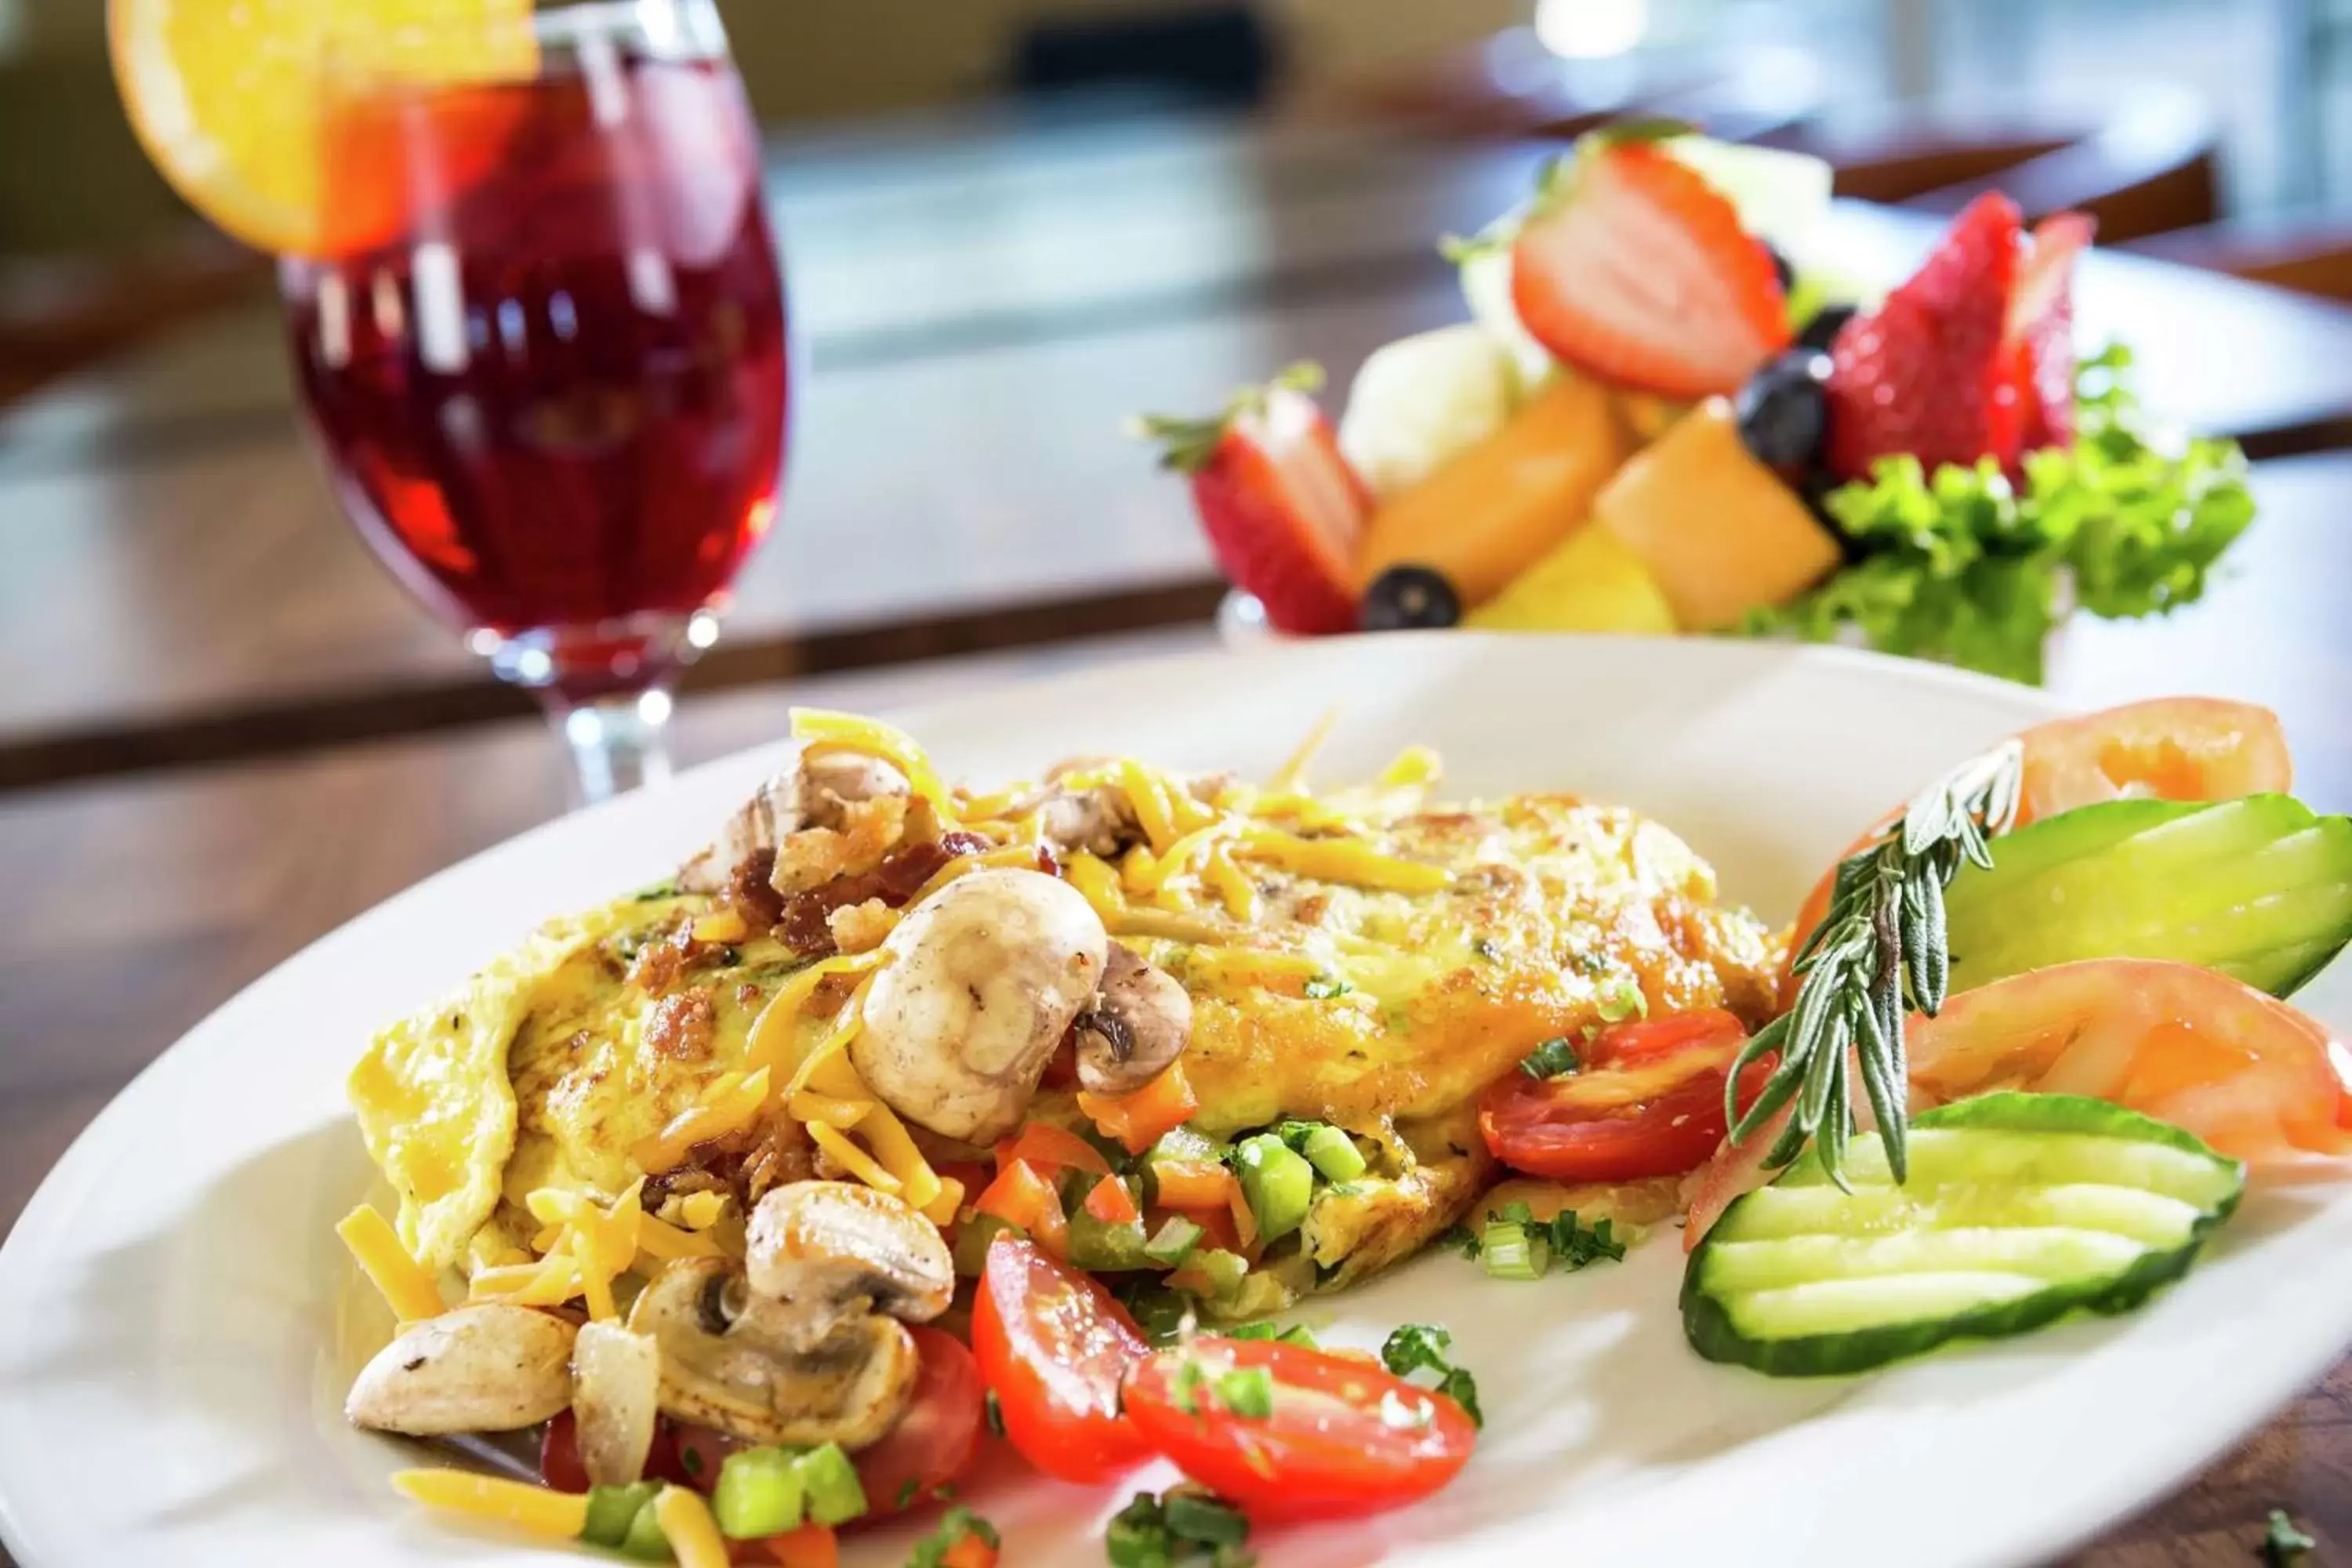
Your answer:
[1141,128,2252,688]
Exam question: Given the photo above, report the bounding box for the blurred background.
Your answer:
[2,0,2349,408]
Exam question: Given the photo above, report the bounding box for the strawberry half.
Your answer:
[2007,212,2095,452]
[1508,136,1791,400]
[1824,191,2022,481]
[1135,365,1370,636]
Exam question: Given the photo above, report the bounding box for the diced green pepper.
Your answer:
[1298,1124,1367,1182]
[711,1446,805,1540]
[952,1214,1018,1279]
[795,1442,868,1527]
[1146,1125,1226,1165]
[1143,1215,1205,1268]
[580,1483,659,1549]
[1183,1249,1250,1301]
[619,1494,672,1561]
[1233,1134,1314,1242]
[1068,1205,1153,1272]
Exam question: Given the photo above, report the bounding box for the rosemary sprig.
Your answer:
[1726,739,2025,1185]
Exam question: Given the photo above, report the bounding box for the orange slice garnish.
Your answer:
[108,0,539,256]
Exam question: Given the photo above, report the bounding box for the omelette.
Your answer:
[349,712,1777,1318]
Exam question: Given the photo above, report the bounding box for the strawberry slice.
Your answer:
[1824,192,2023,481]
[1135,365,1369,636]
[1508,136,1791,400]
[2006,212,2095,452]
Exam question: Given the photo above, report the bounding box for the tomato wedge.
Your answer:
[1122,1338,1476,1523]
[1480,1011,1763,1182]
[1781,698,2292,1004]
[971,1233,1152,1483]
[853,1327,987,1518]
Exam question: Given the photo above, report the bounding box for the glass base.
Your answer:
[468,608,721,701]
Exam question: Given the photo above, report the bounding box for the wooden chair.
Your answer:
[2125,216,2352,304]
[1896,88,2219,242]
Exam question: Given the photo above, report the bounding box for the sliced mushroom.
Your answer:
[1029,784,1141,859]
[1073,943,1193,1095]
[572,1320,662,1485]
[627,1258,919,1449]
[680,742,910,893]
[852,868,1109,1142]
[745,1181,953,1330]
[345,1305,575,1436]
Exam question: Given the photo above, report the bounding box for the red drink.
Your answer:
[283,48,787,697]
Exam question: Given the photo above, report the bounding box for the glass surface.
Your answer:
[281,0,789,803]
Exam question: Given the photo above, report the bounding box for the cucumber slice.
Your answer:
[1945,795,2352,999]
[1682,1092,2244,1377]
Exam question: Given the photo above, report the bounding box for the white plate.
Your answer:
[4,634,2348,1568]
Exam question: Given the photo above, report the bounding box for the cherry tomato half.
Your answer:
[971,1232,1152,1483]
[1479,1010,1764,1183]
[854,1327,987,1517]
[539,1409,590,1494]
[1121,1337,1477,1523]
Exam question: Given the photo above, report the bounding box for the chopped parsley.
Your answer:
[2263,1508,2316,1566]
[1106,1490,1256,1568]
[1301,974,1350,1000]
[1381,1323,1483,1427]
[1436,1222,1483,1259]
[1519,1036,1581,1078]
[907,1505,1000,1568]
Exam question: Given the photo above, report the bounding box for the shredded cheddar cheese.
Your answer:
[790,709,960,825]
[655,1486,735,1568]
[633,1067,772,1172]
[1378,744,1443,788]
[1236,824,1450,892]
[679,1191,730,1230]
[338,1205,447,1323]
[1202,844,1261,923]
[807,1121,902,1193]
[1064,851,1127,920]
[691,908,750,944]
[742,951,887,1076]
[1271,707,1339,793]
[392,1470,589,1539]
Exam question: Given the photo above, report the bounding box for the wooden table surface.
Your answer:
[12,108,2352,788]
[6,103,2352,1567]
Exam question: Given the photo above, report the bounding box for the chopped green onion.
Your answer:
[1596,976,1647,1022]
[793,1442,867,1527]
[1145,1215,1206,1268]
[1301,974,1349,1000]
[1221,1319,1318,1348]
[1106,1492,1174,1568]
[1232,1135,1314,1242]
[1480,1218,1550,1280]
[711,1446,806,1540]
[619,1494,671,1561]
[1163,1491,1250,1547]
[1214,1366,1276,1420]
[1519,1036,1580,1078]
[580,1483,659,1548]
[1298,1125,1367,1182]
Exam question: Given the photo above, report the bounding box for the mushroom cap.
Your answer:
[851,868,1109,1142]
[1074,943,1194,1096]
[626,1258,920,1450]
[745,1181,953,1324]
[345,1304,575,1436]
[572,1320,662,1486]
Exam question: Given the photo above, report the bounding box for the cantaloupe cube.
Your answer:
[1465,524,1676,633]
[1354,373,1632,604]
[1593,398,1842,631]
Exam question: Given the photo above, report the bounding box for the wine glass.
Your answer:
[280,0,790,803]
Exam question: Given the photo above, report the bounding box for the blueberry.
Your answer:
[1360,566,1463,632]
[1765,243,1795,296]
[1733,349,1832,473]
[1797,303,1858,354]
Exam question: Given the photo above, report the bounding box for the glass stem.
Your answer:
[548,688,676,806]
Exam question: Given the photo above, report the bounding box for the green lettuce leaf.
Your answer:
[1738,346,2255,684]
